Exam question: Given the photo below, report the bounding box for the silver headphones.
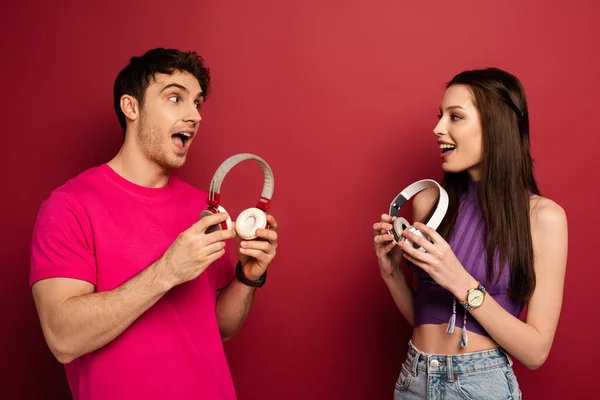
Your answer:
[200,153,274,240]
[388,179,448,252]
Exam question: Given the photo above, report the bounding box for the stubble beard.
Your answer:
[138,112,186,170]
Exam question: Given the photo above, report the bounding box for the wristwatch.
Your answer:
[235,261,267,288]
[459,282,487,310]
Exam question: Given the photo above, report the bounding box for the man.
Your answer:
[29,48,278,400]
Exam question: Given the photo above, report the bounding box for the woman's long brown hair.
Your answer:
[435,68,540,302]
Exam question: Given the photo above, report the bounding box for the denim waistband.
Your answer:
[405,340,513,380]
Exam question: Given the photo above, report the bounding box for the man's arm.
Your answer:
[215,215,278,341]
[33,261,170,364]
[32,212,235,364]
[215,281,256,341]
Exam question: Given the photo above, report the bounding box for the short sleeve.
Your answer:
[29,191,97,287]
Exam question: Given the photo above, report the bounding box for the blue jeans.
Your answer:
[394,341,522,399]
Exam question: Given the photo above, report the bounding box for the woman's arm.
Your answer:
[375,188,440,326]
[399,196,568,369]
[467,197,567,369]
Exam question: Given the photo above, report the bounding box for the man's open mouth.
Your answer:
[172,132,192,149]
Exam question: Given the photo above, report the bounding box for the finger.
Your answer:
[266,214,278,230]
[204,249,226,266]
[402,229,437,255]
[373,222,393,232]
[413,222,445,245]
[201,240,227,257]
[255,227,278,243]
[398,240,432,265]
[381,241,397,253]
[373,222,393,235]
[204,228,236,243]
[208,247,226,259]
[192,212,230,233]
[374,233,395,244]
[238,247,268,261]
[240,240,271,252]
[381,213,396,223]
[402,251,427,271]
[375,240,397,255]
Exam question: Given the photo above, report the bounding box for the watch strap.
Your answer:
[235,261,267,288]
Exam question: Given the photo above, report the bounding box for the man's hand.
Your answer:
[236,214,278,280]
[160,212,236,288]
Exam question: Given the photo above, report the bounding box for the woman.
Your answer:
[373,68,567,399]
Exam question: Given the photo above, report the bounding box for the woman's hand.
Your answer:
[373,214,404,277]
[399,222,477,299]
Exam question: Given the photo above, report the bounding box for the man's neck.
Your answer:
[107,143,170,189]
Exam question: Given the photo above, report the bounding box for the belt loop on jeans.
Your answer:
[408,342,420,376]
[446,355,454,382]
[411,352,420,376]
[501,349,513,367]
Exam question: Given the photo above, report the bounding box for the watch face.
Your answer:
[468,289,485,307]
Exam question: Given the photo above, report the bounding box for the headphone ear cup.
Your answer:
[235,208,267,240]
[391,217,411,244]
[200,206,232,234]
[405,226,431,252]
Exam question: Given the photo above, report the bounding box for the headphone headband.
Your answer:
[207,153,274,212]
[389,179,448,230]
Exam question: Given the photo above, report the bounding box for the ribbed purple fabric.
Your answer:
[412,180,526,338]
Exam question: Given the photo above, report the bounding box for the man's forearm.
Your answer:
[43,259,172,363]
[215,278,256,341]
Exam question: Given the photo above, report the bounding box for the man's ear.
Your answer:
[120,95,139,123]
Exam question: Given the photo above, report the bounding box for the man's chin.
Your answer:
[168,157,186,169]
[155,154,187,170]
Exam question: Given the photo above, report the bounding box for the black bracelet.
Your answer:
[235,261,267,288]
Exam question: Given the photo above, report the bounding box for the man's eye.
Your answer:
[169,96,179,103]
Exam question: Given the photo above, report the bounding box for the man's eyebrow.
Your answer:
[160,83,203,99]
[160,83,188,93]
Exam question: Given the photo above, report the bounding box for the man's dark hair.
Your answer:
[113,48,211,137]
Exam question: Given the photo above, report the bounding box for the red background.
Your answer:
[1,0,598,398]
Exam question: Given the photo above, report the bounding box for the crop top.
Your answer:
[412,179,527,346]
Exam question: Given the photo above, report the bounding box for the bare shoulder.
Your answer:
[529,195,568,274]
[529,195,568,232]
[412,187,440,222]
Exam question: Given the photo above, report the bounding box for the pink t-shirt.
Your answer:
[30,164,237,400]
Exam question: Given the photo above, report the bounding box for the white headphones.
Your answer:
[388,179,449,252]
[200,153,274,240]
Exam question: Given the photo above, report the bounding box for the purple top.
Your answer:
[413,180,526,338]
